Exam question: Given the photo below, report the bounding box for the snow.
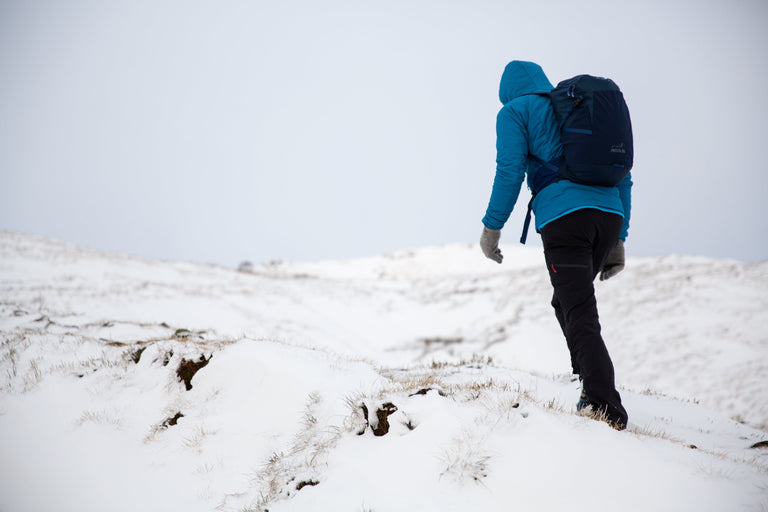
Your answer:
[1,230,767,511]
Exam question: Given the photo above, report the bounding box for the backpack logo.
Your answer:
[610,143,627,154]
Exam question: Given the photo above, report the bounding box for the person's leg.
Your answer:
[541,209,627,428]
[549,295,573,371]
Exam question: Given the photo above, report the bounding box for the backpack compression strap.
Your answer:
[520,155,563,244]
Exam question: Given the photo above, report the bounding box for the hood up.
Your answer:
[499,60,554,104]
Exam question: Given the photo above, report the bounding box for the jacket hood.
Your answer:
[499,61,553,104]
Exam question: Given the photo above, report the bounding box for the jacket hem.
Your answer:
[535,206,624,232]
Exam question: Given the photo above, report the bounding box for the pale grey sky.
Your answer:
[1,0,767,265]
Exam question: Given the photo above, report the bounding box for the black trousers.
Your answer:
[540,208,626,419]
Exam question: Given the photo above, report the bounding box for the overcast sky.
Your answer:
[1,0,767,266]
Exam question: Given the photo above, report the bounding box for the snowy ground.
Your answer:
[1,230,766,511]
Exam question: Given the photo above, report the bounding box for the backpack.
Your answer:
[519,74,633,243]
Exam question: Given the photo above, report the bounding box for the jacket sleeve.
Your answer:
[617,172,632,241]
[482,106,529,230]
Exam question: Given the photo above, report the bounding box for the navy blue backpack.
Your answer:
[520,75,633,243]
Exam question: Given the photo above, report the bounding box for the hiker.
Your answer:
[479,60,632,430]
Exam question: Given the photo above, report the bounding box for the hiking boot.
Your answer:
[576,389,590,412]
[576,389,628,431]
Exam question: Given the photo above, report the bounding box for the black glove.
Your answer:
[600,240,625,281]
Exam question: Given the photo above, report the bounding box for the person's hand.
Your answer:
[480,227,503,264]
[600,240,625,281]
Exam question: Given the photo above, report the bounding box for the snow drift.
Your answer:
[1,231,766,511]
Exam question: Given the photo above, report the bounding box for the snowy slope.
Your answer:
[1,231,766,512]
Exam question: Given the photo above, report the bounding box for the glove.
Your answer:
[600,239,625,281]
[480,227,503,264]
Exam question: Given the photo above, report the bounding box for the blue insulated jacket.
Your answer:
[482,61,633,240]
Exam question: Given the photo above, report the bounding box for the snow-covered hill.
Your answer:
[1,231,766,511]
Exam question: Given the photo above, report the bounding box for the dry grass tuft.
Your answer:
[439,430,491,485]
[182,424,212,450]
[76,409,124,428]
[626,423,682,443]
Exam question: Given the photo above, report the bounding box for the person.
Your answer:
[479,60,632,430]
